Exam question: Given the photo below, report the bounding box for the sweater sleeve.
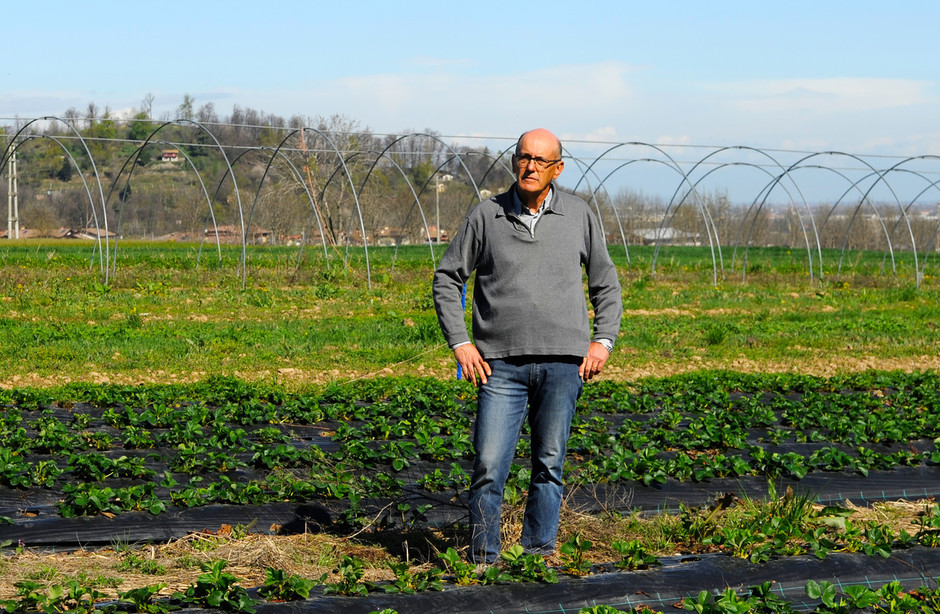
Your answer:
[584,210,623,343]
[432,215,478,348]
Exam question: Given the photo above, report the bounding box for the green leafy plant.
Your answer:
[611,539,660,570]
[438,547,479,586]
[117,583,179,613]
[174,560,256,613]
[322,555,369,597]
[559,533,593,576]
[257,567,318,602]
[500,545,558,584]
[379,561,444,594]
[118,553,167,575]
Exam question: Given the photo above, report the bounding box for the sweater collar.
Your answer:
[496,183,566,217]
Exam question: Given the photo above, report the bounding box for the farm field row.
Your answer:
[1,371,939,612]
[1,242,939,388]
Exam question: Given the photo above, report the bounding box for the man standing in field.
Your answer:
[432,128,623,564]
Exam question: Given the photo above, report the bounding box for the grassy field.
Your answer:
[0,240,938,389]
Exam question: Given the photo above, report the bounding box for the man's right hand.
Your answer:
[454,344,491,386]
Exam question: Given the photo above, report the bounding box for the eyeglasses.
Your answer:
[513,153,562,170]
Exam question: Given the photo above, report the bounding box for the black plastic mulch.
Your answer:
[218,548,940,614]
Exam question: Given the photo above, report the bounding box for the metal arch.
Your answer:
[741,164,874,282]
[872,155,940,285]
[867,165,940,282]
[347,149,433,269]
[585,156,717,280]
[394,154,468,271]
[98,122,225,275]
[100,124,164,277]
[810,168,894,277]
[671,161,810,283]
[148,140,224,267]
[803,165,911,280]
[169,118,250,288]
[577,157,633,267]
[245,134,330,261]
[465,148,516,189]
[353,149,437,269]
[835,169,913,283]
[2,116,112,282]
[291,151,368,280]
[672,145,820,283]
[379,133,492,220]
[198,146,258,280]
[658,170,721,286]
[296,125,374,289]
[456,145,516,215]
[729,166,812,283]
[573,141,721,285]
[784,151,910,284]
[562,151,632,269]
[281,127,375,281]
[897,172,940,275]
[4,135,106,274]
[669,161,812,283]
[345,131,489,289]
[378,132,485,205]
[778,151,893,278]
[734,171,797,283]
[242,143,328,252]
[587,158,685,271]
[277,131,331,257]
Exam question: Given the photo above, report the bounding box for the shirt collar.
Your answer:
[512,184,555,216]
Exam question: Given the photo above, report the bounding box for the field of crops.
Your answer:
[1,241,940,613]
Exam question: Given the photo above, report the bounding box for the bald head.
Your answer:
[515,128,562,159]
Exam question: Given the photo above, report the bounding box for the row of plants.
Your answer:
[6,450,940,612]
[1,372,939,530]
[6,538,940,614]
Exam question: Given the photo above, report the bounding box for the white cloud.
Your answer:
[283,60,639,135]
[715,78,932,113]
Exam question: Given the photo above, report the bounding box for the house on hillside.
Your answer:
[375,226,406,246]
[158,149,180,162]
[0,227,47,239]
[204,224,273,244]
[629,227,700,246]
[421,225,449,243]
[61,227,117,240]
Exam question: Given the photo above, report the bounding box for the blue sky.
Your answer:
[3,0,939,189]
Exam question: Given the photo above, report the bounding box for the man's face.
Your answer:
[512,132,564,199]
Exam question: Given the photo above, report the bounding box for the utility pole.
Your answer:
[435,176,441,243]
[7,152,18,239]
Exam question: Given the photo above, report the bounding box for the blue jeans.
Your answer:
[467,357,583,563]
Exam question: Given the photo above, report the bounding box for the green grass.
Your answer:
[0,240,938,386]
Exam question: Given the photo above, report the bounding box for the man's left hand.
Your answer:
[579,341,610,381]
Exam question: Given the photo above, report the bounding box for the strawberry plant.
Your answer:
[117,584,178,613]
[257,568,317,601]
[499,545,558,584]
[175,560,256,613]
[611,539,660,570]
[322,555,369,596]
[438,547,479,586]
[379,561,444,594]
[559,533,594,576]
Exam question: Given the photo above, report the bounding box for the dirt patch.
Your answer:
[5,354,940,391]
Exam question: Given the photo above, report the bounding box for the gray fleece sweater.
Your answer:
[432,185,622,360]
